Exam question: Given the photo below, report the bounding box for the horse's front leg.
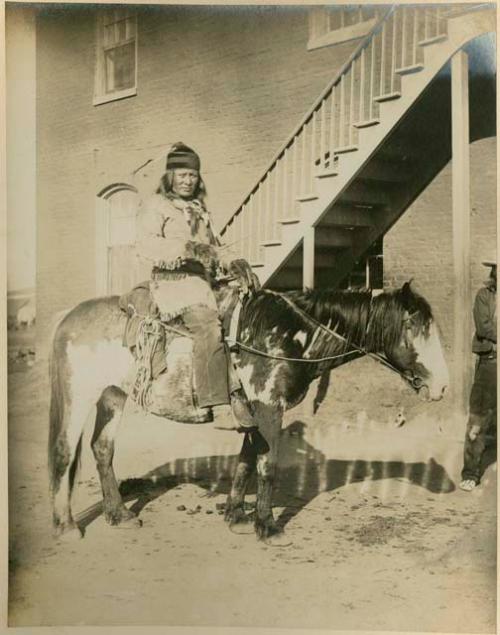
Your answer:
[91,386,142,527]
[225,429,269,525]
[253,403,283,540]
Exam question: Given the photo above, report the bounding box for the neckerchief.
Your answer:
[167,194,219,244]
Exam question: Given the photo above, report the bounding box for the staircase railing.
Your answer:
[219,4,480,264]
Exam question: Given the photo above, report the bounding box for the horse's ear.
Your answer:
[401,280,414,308]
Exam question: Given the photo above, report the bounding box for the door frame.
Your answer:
[95,183,139,296]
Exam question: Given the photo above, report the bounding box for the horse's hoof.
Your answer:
[106,508,143,528]
[265,533,292,547]
[224,505,250,526]
[254,517,281,541]
[54,523,84,542]
[226,507,254,535]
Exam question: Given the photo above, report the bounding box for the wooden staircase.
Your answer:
[219,4,495,290]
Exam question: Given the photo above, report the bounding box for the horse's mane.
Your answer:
[242,285,433,353]
[241,290,317,343]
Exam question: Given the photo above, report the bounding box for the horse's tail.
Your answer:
[47,311,82,498]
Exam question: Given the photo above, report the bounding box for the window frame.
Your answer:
[308,6,379,51]
[93,9,138,106]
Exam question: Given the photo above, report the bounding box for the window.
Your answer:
[344,237,384,291]
[94,8,137,106]
[308,5,384,51]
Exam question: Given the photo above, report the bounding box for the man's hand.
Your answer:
[184,241,218,272]
[229,259,261,296]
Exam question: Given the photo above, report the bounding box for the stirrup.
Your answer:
[231,391,255,428]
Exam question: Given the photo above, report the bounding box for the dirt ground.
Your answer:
[7,326,497,631]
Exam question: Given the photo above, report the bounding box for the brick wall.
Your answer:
[384,136,497,356]
[36,4,361,343]
[36,6,497,358]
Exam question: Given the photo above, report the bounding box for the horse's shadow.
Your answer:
[75,419,470,533]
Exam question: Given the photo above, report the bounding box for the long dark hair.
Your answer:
[156,169,207,202]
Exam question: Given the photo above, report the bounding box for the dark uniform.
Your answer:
[461,277,497,486]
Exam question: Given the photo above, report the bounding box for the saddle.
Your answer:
[118,282,241,421]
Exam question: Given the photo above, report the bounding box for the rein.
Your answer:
[229,290,424,390]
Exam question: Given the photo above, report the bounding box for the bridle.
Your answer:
[228,289,429,393]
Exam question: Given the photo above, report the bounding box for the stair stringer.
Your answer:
[255,8,495,287]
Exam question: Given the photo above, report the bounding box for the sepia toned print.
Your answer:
[5,2,497,631]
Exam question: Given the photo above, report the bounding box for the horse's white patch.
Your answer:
[303,327,321,359]
[66,338,134,405]
[293,330,307,347]
[237,361,286,407]
[413,321,449,400]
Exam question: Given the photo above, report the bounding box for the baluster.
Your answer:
[246,195,254,262]
[240,203,246,261]
[401,6,407,69]
[329,86,336,167]
[380,21,386,97]
[292,136,299,205]
[390,9,397,93]
[257,182,265,250]
[339,75,345,147]
[283,147,289,220]
[226,220,235,256]
[265,174,272,243]
[412,6,418,66]
[310,110,317,190]
[301,122,307,195]
[360,47,366,122]
[437,6,445,37]
[250,193,258,262]
[250,198,257,260]
[238,208,245,259]
[369,37,376,120]
[271,159,281,240]
[320,100,327,171]
[349,58,355,144]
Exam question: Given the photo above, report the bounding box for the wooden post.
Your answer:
[303,225,315,290]
[451,49,472,418]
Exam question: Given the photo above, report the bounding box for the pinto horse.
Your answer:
[48,281,448,541]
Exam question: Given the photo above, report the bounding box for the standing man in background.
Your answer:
[460,258,497,491]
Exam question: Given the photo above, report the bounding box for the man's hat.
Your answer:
[166,142,200,171]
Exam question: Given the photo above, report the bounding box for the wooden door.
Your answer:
[106,188,139,295]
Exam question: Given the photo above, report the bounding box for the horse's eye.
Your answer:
[411,376,424,389]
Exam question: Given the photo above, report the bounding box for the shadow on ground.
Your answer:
[74,419,471,534]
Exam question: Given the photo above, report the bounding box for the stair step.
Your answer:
[316,169,338,179]
[340,180,393,207]
[419,34,447,47]
[279,217,301,225]
[320,205,374,228]
[335,145,358,155]
[395,64,424,76]
[315,227,355,248]
[374,92,401,103]
[296,193,318,202]
[261,240,282,247]
[353,118,380,129]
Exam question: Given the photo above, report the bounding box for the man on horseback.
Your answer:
[134,142,257,430]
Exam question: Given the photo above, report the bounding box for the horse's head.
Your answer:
[212,258,261,319]
[383,281,449,402]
